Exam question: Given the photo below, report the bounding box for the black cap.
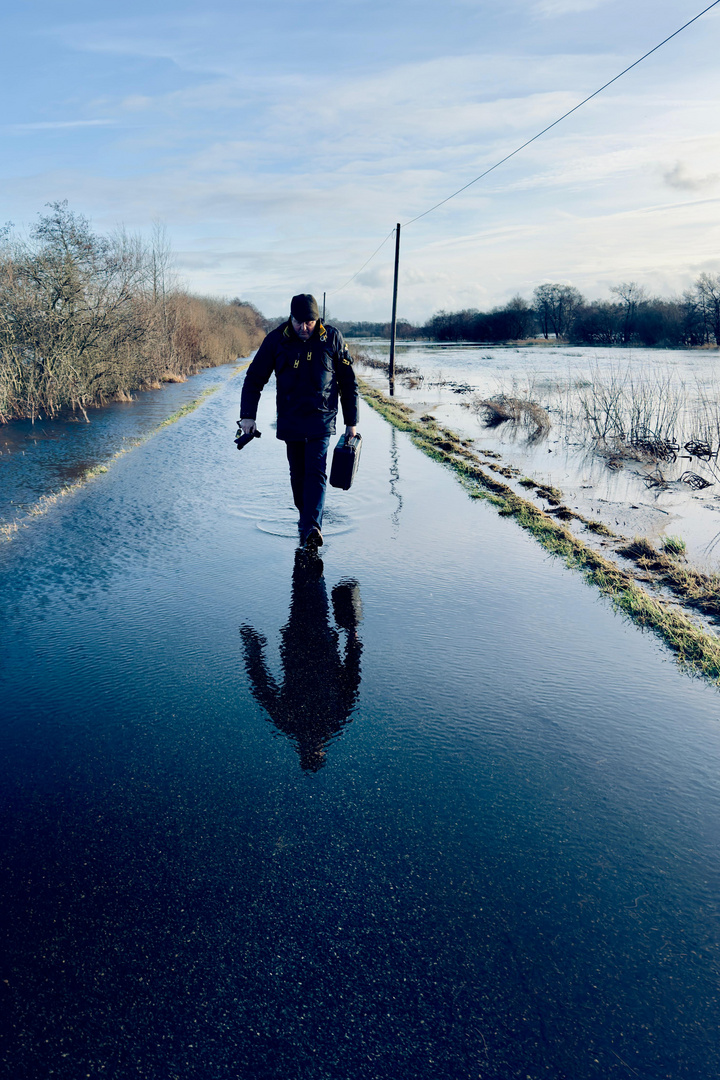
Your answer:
[290,294,320,323]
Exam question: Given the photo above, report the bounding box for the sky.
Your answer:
[2,0,720,322]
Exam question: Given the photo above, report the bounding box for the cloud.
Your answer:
[6,3,720,321]
[533,0,610,14]
[663,162,720,192]
[8,119,114,132]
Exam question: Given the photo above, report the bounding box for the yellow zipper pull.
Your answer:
[307,350,312,362]
[294,358,299,368]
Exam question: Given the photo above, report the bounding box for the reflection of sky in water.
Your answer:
[1,381,720,1076]
[353,341,720,568]
[0,363,237,523]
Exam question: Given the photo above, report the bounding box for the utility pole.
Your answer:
[322,292,326,321]
[388,224,401,396]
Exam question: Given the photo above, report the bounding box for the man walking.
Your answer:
[238,294,359,551]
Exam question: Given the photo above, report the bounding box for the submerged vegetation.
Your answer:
[450,359,720,490]
[472,395,551,438]
[0,203,265,423]
[662,535,687,558]
[359,379,720,683]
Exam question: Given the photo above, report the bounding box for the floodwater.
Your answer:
[0,364,235,527]
[1,366,720,1079]
[354,340,720,568]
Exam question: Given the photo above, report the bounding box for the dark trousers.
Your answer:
[285,436,331,537]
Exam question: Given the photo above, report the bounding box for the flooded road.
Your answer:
[1,369,720,1078]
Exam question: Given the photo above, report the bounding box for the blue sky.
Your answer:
[2,0,720,320]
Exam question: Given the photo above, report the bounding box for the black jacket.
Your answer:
[240,320,359,441]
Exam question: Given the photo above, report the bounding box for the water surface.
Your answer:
[1,371,719,1078]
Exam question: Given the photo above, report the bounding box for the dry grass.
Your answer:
[474,395,551,437]
[350,350,417,377]
[618,537,720,619]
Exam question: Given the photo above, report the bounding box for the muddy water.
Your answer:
[1,369,720,1079]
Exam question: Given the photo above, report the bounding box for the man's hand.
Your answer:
[240,419,257,437]
[345,425,357,438]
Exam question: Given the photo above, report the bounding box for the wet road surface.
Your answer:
[1,370,719,1078]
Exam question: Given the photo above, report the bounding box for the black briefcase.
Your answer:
[329,433,362,490]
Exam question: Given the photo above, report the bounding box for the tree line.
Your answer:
[0,203,265,422]
[336,275,720,348]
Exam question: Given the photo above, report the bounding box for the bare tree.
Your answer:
[609,281,647,344]
[533,283,584,339]
[0,202,264,421]
[504,294,535,339]
[694,272,720,346]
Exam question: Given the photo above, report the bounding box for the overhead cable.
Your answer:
[330,0,720,293]
[333,227,397,294]
[402,0,720,228]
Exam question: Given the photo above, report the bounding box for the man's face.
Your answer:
[291,316,317,340]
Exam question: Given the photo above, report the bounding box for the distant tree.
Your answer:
[231,297,268,336]
[694,272,720,345]
[503,294,535,339]
[634,298,685,347]
[533,283,584,339]
[570,301,620,345]
[609,281,647,343]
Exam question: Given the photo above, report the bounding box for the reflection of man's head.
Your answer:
[331,578,363,639]
[298,744,327,774]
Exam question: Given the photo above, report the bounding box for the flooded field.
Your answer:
[1,367,720,1078]
[354,341,720,570]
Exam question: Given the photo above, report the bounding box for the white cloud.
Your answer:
[533,0,610,15]
[8,119,113,131]
[5,2,720,320]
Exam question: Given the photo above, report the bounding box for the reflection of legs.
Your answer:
[286,437,330,539]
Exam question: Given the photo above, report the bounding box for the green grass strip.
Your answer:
[156,385,219,428]
[1,385,221,542]
[359,379,720,684]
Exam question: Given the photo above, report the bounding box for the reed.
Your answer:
[473,395,551,437]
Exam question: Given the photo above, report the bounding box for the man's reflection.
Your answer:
[240,551,363,772]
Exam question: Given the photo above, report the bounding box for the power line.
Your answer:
[330,0,720,293]
[333,227,397,294]
[402,0,720,228]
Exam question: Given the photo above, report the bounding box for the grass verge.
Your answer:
[0,385,221,543]
[359,379,720,684]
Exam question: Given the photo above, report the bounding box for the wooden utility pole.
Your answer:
[322,292,326,321]
[388,224,401,396]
